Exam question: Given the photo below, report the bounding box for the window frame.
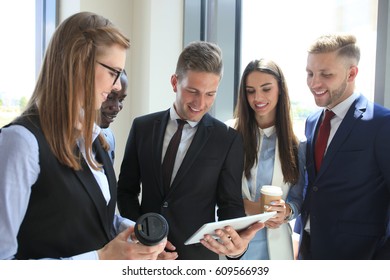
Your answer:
[183,0,390,118]
[35,0,58,78]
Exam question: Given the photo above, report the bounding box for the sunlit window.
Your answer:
[0,2,36,127]
[241,0,378,137]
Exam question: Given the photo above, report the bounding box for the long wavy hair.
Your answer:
[21,12,130,170]
[234,59,299,184]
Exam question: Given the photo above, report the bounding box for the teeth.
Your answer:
[103,114,116,120]
[190,106,200,112]
[315,90,326,95]
[255,103,267,108]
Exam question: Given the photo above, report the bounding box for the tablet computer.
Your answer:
[184,211,276,245]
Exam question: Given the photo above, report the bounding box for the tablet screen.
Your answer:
[184,211,276,245]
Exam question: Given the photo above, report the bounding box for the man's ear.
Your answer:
[348,65,358,81]
[171,74,178,92]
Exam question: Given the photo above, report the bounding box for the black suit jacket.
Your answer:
[118,110,245,259]
[299,94,390,259]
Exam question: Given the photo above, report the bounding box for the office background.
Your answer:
[1,0,389,176]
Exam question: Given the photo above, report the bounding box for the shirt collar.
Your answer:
[169,104,198,128]
[327,92,360,120]
[92,123,101,142]
[259,125,276,138]
[77,123,101,146]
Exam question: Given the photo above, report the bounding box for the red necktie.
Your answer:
[162,119,186,194]
[315,110,335,171]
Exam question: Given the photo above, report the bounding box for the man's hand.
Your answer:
[200,222,264,258]
[157,240,179,260]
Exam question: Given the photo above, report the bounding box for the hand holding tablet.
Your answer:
[184,211,276,245]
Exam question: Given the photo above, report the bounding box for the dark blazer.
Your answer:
[117,110,245,260]
[11,114,117,259]
[299,94,390,259]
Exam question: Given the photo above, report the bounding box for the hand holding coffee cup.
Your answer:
[259,185,283,213]
[260,185,290,229]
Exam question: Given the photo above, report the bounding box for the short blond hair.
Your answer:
[175,41,223,80]
[308,33,360,65]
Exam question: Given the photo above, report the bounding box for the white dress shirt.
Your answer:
[161,106,198,185]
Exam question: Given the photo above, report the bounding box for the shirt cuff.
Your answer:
[69,251,99,260]
[118,218,135,233]
[226,246,248,260]
[284,203,295,221]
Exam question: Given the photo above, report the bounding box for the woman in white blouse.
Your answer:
[226,58,306,260]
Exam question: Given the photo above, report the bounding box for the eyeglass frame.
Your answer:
[96,61,125,86]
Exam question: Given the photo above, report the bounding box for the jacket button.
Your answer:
[162,202,168,208]
[313,186,318,192]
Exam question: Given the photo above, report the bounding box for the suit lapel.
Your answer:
[74,139,114,239]
[168,114,213,193]
[316,95,367,179]
[95,139,117,217]
[153,110,170,196]
[306,110,322,180]
[303,96,367,225]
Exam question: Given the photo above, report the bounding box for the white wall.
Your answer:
[384,2,390,109]
[59,0,183,175]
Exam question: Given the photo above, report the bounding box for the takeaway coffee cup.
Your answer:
[134,213,169,246]
[259,185,283,213]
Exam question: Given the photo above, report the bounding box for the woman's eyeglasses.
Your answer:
[97,61,124,85]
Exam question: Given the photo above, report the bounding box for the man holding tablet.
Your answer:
[117,41,264,259]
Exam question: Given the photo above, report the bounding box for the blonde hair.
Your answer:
[23,12,130,170]
[308,33,360,65]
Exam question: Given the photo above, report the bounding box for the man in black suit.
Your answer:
[117,41,263,260]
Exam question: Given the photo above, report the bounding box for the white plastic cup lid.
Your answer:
[260,185,283,196]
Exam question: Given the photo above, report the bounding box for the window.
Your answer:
[0,0,56,127]
[0,2,36,127]
[241,0,378,136]
[183,0,384,135]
